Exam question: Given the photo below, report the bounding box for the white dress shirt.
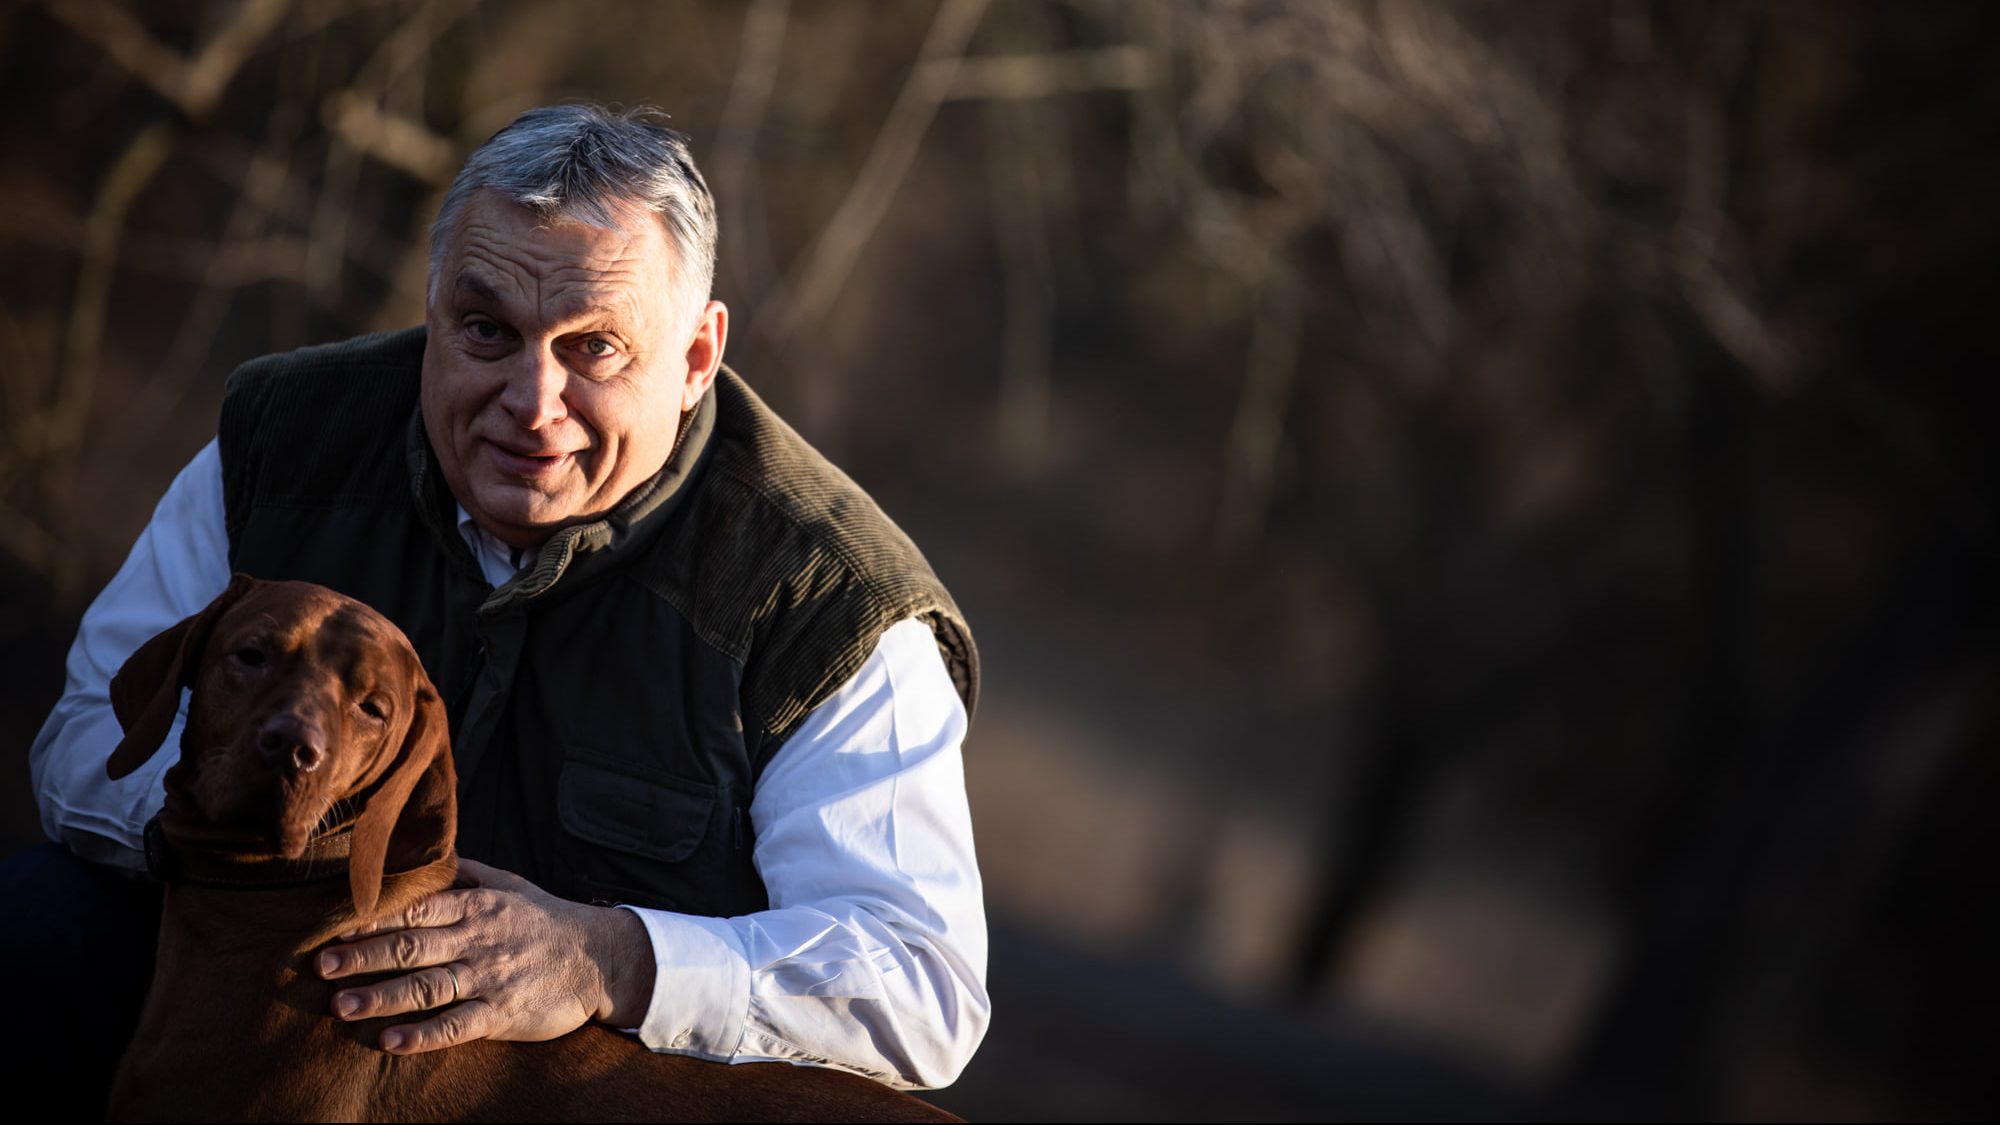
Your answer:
[29,439,989,1089]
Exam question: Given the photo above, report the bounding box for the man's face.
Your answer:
[421,189,724,551]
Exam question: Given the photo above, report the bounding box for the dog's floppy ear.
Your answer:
[348,676,455,919]
[107,573,257,780]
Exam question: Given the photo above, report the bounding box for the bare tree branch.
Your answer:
[714,0,790,301]
[946,46,1160,101]
[762,0,991,349]
[1215,269,1302,553]
[42,0,290,119]
[322,89,457,183]
[984,89,1055,471]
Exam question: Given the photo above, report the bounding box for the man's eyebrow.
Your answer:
[560,302,634,327]
[453,274,504,304]
[452,273,633,329]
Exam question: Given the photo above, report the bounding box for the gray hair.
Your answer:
[428,104,718,330]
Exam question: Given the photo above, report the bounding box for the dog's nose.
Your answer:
[256,715,327,774]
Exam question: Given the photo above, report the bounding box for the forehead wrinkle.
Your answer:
[244,606,322,646]
[315,607,397,688]
[454,235,656,336]
[224,601,336,672]
[453,272,506,306]
[549,280,651,337]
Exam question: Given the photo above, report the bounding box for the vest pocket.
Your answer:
[555,751,719,908]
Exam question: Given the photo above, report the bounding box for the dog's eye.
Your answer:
[358,697,389,721]
[235,647,266,668]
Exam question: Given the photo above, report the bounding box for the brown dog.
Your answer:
[104,575,960,1122]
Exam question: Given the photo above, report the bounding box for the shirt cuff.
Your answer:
[616,905,751,1059]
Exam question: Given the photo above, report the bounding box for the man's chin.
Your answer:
[463,484,587,546]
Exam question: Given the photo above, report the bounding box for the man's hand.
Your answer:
[317,858,656,1054]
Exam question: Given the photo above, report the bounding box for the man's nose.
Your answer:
[498,346,568,430]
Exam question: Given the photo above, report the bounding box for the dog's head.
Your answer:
[107,575,456,917]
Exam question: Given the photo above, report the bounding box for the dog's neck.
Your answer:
[150,807,459,951]
[142,795,457,1060]
[144,815,356,891]
[138,843,461,1082]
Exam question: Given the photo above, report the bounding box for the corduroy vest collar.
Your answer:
[404,377,720,612]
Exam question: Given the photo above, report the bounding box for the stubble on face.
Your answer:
[420,191,689,552]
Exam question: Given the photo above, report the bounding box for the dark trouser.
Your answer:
[0,842,162,1117]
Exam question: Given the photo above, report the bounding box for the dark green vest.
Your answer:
[216,328,977,917]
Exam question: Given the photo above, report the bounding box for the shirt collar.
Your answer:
[454,506,525,589]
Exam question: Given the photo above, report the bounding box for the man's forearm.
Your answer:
[617,898,989,1090]
[30,695,173,871]
[31,439,230,866]
[608,618,990,1089]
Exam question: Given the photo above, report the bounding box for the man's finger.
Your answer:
[454,857,533,892]
[319,925,455,979]
[336,887,472,941]
[332,964,468,1021]
[379,998,500,1055]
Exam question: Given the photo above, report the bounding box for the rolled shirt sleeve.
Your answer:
[30,438,231,872]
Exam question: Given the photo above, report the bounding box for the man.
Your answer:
[26,104,987,1091]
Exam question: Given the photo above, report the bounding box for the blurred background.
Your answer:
[3,0,1996,1118]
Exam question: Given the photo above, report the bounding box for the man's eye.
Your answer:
[581,338,615,358]
[466,318,503,341]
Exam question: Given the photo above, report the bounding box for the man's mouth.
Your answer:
[486,441,573,478]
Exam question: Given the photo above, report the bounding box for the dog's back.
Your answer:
[112,879,957,1123]
[118,1011,951,1122]
[404,1030,953,1122]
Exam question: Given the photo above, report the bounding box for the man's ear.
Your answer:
[107,574,257,780]
[681,300,727,411]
